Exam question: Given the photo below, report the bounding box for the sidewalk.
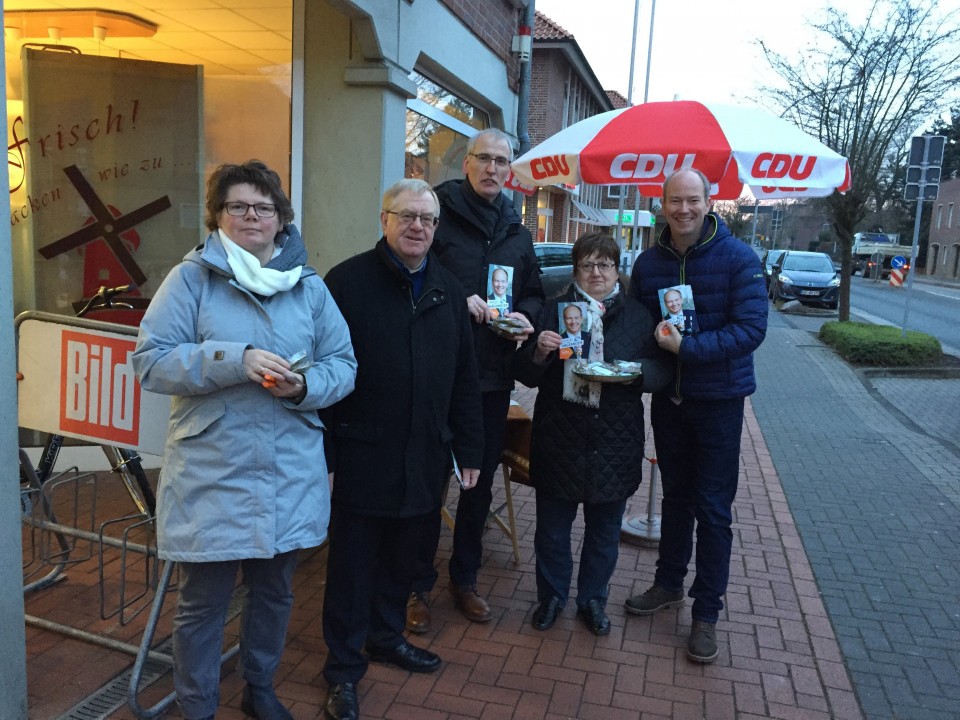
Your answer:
[750,309,960,720]
[23,305,959,719]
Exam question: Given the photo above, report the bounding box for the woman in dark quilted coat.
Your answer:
[514,233,671,635]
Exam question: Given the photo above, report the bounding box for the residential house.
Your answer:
[928,177,960,278]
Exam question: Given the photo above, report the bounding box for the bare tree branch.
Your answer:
[758,0,960,320]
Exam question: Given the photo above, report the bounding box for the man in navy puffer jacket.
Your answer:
[624,168,767,664]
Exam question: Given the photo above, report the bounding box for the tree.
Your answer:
[712,200,750,241]
[760,0,960,321]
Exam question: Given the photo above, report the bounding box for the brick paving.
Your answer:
[25,302,960,719]
[751,310,960,720]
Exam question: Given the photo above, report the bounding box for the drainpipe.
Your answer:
[514,0,535,215]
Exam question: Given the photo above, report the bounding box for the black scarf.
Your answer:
[460,180,502,242]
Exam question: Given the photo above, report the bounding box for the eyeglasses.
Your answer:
[385,210,439,228]
[577,261,617,273]
[468,152,511,168]
[223,201,277,218]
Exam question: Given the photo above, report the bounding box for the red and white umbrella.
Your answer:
[511,100,851,200]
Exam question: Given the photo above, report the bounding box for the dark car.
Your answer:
[760,248,786,294]
[533,242,574,299]
[769,250,840,309]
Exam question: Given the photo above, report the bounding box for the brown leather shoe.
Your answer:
[448,581,492,623]
[406,591,431,634]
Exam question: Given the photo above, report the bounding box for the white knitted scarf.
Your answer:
[219,229,302,296]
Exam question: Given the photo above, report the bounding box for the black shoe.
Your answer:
[624,584,684,616]
[577,599,611,636]
[366,640,441,673]
[687,620,719,664]
[240,684,293,720]
[532,597,563,631]
[324,682,359,720]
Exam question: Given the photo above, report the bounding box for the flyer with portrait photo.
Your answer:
[486,264,514,318]
[558,302,590,359]
[658,284,698,335]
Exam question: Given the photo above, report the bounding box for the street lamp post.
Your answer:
[620,0,662,548]
[614,0,641,261]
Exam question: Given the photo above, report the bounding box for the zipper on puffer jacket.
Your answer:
[657,215,719,403]
[674,252,686,402]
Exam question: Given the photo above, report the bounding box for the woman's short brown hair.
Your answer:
[204,160,295,231]
[572,231,619,269]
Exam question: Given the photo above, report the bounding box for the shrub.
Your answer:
[819,321,942,366]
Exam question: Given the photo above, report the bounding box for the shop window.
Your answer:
[406,72,490,185]
[5,4,293,317]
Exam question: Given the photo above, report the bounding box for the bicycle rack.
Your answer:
[99,513,158,625]
[16,311,243,719]
[21,448,159,623]
[20,448,96,592]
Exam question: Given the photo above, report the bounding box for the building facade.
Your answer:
[526,11,612,246]
[928,177,960,279]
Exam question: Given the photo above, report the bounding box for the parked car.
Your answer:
[533,242,574,299]
[769,250,840,309]
[760,248,786,294]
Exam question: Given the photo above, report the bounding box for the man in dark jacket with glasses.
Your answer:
[406,128,544,633]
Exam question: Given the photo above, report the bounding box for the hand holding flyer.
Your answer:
[658,285,698,336]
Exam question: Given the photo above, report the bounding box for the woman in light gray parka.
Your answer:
[133,160,357,720]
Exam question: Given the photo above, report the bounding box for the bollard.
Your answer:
[620,457,660,547]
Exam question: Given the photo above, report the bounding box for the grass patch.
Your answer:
[819,321,942,366]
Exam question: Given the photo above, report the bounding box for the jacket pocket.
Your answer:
[301,411,325,430]
[334,420,383,443]
[169,399,226,441]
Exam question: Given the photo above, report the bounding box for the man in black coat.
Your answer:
[407,128,545,632]
[320,178,483,720]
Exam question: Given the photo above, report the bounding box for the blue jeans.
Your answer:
[173,552,298,720]
[651,394,744,624]
[534,492,627,609]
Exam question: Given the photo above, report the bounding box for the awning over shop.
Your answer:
[570,198,612,226]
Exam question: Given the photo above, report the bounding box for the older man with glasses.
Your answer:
[320,178,483,720]
[405,128,545,633]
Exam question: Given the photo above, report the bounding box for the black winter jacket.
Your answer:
[433,179,544,392]
[322,240,484,517]
[514,286,672,504]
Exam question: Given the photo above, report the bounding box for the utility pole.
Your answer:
[614,0,641,263]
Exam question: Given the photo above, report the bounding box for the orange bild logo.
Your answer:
[60,330,141,446]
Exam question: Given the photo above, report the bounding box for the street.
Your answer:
[849,277,960,356]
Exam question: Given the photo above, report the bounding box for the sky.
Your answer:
[534,0,876,106]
